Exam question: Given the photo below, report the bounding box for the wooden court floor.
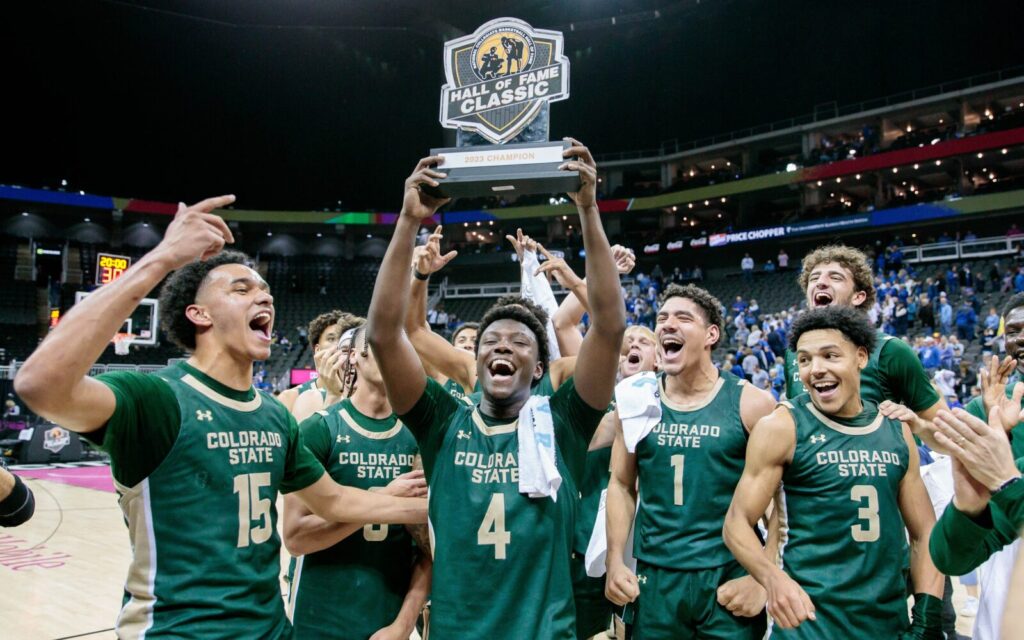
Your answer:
[4,468,974,639]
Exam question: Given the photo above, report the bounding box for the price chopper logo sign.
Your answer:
[440,18,570,144]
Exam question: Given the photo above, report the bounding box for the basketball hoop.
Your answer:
[113,333,135,356]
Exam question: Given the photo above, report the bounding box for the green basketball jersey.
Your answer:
[443,377,467,400]
[535,370,556,396]
[634,371,750,570]
[785,330,938,412]
[776,396,910,639]
[290,399,418,639]
[298,378,317,394]
[400,377,604,640]
[111,363,321,639]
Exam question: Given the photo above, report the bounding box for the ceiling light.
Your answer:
[977,152,984,158]
[816,180,822,186]
[688,203,693,209]
[935,160,942,166]
[892,167,898,173]
[704,200,709,206]
[1002,148,1008,155]
[836,177,841,183]
[855,174,861,180]
[720,197,726,203]
[84,218,90,222]
[672,206,678,212]
[913,164,919,170]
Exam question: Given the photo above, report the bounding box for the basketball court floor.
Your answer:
[4,465,973,639]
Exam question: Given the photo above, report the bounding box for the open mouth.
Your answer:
[249,311,272,342]
[811,380,839,400]
[661,337,684,356]
[812,291,834,307]
[487,358,517,381]
[627,350,642,365]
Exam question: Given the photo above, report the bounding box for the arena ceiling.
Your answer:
[3,0,1023,212]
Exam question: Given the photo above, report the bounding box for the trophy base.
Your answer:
[423,140,580,199]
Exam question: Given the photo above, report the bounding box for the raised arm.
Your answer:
[724,406,816,630]
[366,158,449,414]
[563,139,626,409]
[403,229,476,391]
[14,197,235,431]
[605,422,640,606]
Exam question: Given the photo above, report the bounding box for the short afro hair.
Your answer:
[788,306,877,354]
[452,322,480,344]
[158,250,255,351]
[477,296,550,381]
[308,310,364,347]
[1003,292,1024,319]
[798,245,876,309]
[657,283,725,348]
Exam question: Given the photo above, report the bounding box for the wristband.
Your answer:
[413,269,431,281]
[992,474,1022,495]
[0,474,35,527]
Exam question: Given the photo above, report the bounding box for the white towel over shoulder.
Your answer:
[615,372,662,453]
[584,488,638,577]
[519,249,562,362]
[517,396,561,501]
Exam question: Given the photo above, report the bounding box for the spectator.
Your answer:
[764,259,776,272]
[983,307,999,331]
[741,253,754,281]
[777,249,789,270]
[751,363,769,390]
[296,324,308,345]
[932,368,956,399]
[1015,267,1024,293]
[729,354,746,380]
[918,337,941,373]
[741,348,758,381]
[691,265,703,281]
[767,324,786,358]
[938,295,953,335]
[1008,222,1023,237]
[732,296,748,315]
[956,360,977,401]
[892,300,908,336]
[962,229,977,241]
[955,299,977,342]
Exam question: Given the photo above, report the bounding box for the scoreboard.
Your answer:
[96,252,131,286]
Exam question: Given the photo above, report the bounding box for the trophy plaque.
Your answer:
[425,18,577,199]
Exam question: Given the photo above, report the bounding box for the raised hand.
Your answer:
[317,345,348,399]
[951,456,991,517]
[414,226,458,275]
[402,156,450,220]
[505,227,538,262]
[534,244,583,290]
[155,195,236,269]
[980,355,1024,432]
[611,245,636,274]
[717,575,768,618]
[932,408,1021,492]
[561,137,597,208]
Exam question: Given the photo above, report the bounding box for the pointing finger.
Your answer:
[190,194,236,214]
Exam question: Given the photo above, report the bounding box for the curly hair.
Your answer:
[1003,292,1024,319]
[788,306,877,353]
[798,245,876,309]
[158,250,255,351]
[451,322,480,344]
[308,310,364,347]
[657,283,725,348]
[476,296,550,381]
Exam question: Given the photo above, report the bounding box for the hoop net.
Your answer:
[113,333,135,356]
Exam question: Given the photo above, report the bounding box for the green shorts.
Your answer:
[627,559,767,640]
[572,552,613,640]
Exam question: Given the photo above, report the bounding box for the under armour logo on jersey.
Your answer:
[336,435,351,444]
[637,574,648,585]
[810,434,826,444]
[456,430,471,440]
[195,409,213,422]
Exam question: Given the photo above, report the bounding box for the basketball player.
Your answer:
[288,311,364,422]
[783,246,944,425]
[285,325,430,640]
[367,141,626,639]
[13,196,426,638]
[605,283,777,639]
[724,306,944,639]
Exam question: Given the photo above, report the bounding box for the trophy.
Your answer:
[425,18,578,199]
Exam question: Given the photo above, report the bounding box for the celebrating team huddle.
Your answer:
[12,143,1024,639]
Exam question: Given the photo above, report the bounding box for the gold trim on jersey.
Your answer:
[287,555,305,619]
[804,402,884,436]
[181,374,262,412]
[471,410,518,435]
[114,477,157,639]
[338,408,404,440]
[658,375,726,412]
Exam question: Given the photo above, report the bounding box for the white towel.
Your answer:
[519,249,562,362]
[616,372,662,453]
[518,396,561,501]
[583,488,638,577]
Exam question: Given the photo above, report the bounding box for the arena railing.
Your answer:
[901,234,1024,264]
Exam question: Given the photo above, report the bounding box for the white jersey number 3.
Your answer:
[850,484,880,542]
